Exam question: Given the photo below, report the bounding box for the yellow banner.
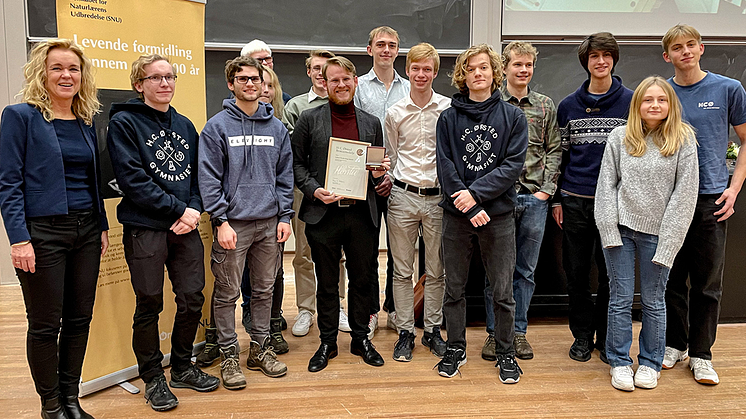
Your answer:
[57,0,206,128]
[56,0,211,392]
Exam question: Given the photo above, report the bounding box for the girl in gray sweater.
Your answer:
[595,76,698,392]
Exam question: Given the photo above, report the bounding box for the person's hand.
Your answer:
[217,223,238,250]
[714,187,738,221]
[101,231,109,256]
[470,210,491,227]
[171,207,201,234]
[371,156,391,178]
[552,205,563,229]
[452,190,476,213]
[375,173,392,197]
[277,222,291,243]
[534,191,550,201]
[11,242,35,273]
[313,187,343,204]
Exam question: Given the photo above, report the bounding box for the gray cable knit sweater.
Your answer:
[594,126,699,268]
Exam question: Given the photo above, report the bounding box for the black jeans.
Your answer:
[666,194,727,360]
[123,227,205,382]
[17,210,101,401]
[442,211,516,354]
[561,195,610,346]
[371,196,395,314]
[305,203,380,343]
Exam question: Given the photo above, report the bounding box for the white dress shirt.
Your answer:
[384,91,451,189]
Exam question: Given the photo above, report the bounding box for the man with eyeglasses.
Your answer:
[283,50,354,338]
[199,56,294,390]
[108,54,219,411]
[292,56,389,372]
[241,39,292,103]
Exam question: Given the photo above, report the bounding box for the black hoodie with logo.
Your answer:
[436,90,528,219]
[107,98,202,230]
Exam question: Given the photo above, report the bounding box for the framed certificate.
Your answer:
[324,137,370,200]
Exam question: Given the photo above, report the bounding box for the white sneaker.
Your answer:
[610,366,635,391]
[662,347,688,369]
[689,357,719,385]
[386,311,397,331]
[338,308,351,332]
[634,365,660,389]
[291,310,314,337]
[368,313,378,340]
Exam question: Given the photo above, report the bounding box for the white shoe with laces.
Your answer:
[338,307,351,332]
[662,346,688,369]
[634,365,660,389]
[689,357,719,385]
[610,365,635,391]
[291,310,314,337]
[368,313,378,340]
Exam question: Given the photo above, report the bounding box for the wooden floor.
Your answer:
[2,254,746,418]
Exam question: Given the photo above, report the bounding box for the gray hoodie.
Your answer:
[199,99,294,224]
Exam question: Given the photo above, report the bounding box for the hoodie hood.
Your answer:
[450,90,503,122]
[222,98,275,121]
[574,75,627,110]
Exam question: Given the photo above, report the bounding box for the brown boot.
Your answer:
[246,338,287,378]
[219,344,246,390]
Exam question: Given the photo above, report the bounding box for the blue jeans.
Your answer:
[484,193,548,335]
[603,226,670,371]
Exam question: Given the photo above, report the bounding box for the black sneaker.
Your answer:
[170,364,220,392]
[270,317,289,354]
[436,347,466,378]
[421,326,447,358]
[393,330,415,362]
[496,354,523,384]
[196,327,220,367]
[569,338,592,362]
[144,374,178,412]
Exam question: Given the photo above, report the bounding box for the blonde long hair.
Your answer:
[262,66,284,119]
[625,76,694,157]
[20,39,100,125]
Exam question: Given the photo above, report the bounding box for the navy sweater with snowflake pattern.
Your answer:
[555,75,633,199]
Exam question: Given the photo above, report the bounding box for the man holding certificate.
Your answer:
[292,56,389,372]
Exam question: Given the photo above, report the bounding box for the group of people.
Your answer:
[1,22,744,419]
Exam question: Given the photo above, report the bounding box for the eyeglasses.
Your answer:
[140,74,177,84]
[233,76,262,85]
[255,56,273,65]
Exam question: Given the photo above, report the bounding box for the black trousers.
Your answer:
[373,196,395,314]
[666,195,727,360]
[17,210,101,401]
[561,195,610,346]
[305,203,380,343]
[123,226,205,383]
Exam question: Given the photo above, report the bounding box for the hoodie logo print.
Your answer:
[461,124,498,172]
[146,130,192,182]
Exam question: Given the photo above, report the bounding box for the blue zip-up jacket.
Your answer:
[436,90,528,219]
[556,75,633,198]
[0,103,108,244]
[199,99,294,224]
[107,98,202,230]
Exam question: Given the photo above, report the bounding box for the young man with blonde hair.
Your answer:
[385,43,450,362]
[108,54,219,410]
[292,56,390,372]
[481,41,561,362]
[355,26,411,337]
[435,44,528,382]
[660,24,746,385]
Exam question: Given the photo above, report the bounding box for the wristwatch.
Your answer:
[212,217,227,227]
